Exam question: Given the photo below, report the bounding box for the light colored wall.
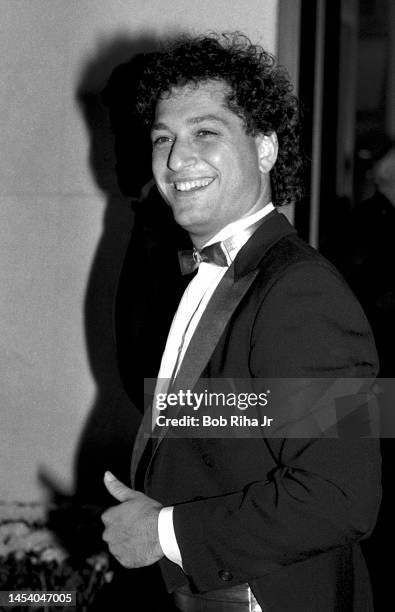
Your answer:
[0,0,279,501]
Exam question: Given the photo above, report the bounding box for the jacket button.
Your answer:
[218,570,233,581]
[203,454,214,467]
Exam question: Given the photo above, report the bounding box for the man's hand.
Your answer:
[101,471,164,568]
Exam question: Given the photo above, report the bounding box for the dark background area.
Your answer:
[297,3,395,610]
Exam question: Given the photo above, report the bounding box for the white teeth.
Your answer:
[174,178,214,191]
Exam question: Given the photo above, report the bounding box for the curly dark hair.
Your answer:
[135,32,305,206]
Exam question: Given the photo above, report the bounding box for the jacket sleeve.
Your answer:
[171,261,382,593]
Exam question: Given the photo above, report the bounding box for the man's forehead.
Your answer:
[152,79,234,126]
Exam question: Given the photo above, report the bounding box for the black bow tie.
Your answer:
[177,215,270,275]
[178,242,229,275]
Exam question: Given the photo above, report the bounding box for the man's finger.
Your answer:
[103,471,135,502]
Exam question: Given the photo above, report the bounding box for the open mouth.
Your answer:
[173,178,215,192]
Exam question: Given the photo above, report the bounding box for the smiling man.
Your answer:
[150,80,277,247]
[102,33,381,611]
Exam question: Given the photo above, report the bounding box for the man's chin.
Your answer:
[171,211,210,237]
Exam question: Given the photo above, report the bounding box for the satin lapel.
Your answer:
[130,406,152,487]
[149,264,261,459]
[130,267,259,485]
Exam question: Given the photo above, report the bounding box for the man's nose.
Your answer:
[167,139,196,172]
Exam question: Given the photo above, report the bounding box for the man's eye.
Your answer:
[196,129,217,137]
[153,136,172,145]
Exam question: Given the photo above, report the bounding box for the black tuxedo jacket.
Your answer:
[129,210,381,611]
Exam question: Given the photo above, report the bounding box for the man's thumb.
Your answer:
[104,471,134,502]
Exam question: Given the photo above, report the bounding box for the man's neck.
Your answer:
[191,202,274,249]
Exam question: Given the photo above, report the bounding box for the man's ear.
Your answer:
[255,132,278,173]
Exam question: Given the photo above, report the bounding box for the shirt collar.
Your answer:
[203,203,275,263]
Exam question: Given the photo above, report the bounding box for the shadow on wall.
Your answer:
[74,33,158,506]
[38,32,180,610]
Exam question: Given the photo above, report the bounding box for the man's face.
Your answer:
[151,80,272,245]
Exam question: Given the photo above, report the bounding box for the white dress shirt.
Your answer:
[156,203,275,568]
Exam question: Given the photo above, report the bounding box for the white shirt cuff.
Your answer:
[158,506,183,569]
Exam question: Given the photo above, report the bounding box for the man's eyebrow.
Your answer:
[187,114,230,126]
[151,114,230,132]
[151,122,169,133]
